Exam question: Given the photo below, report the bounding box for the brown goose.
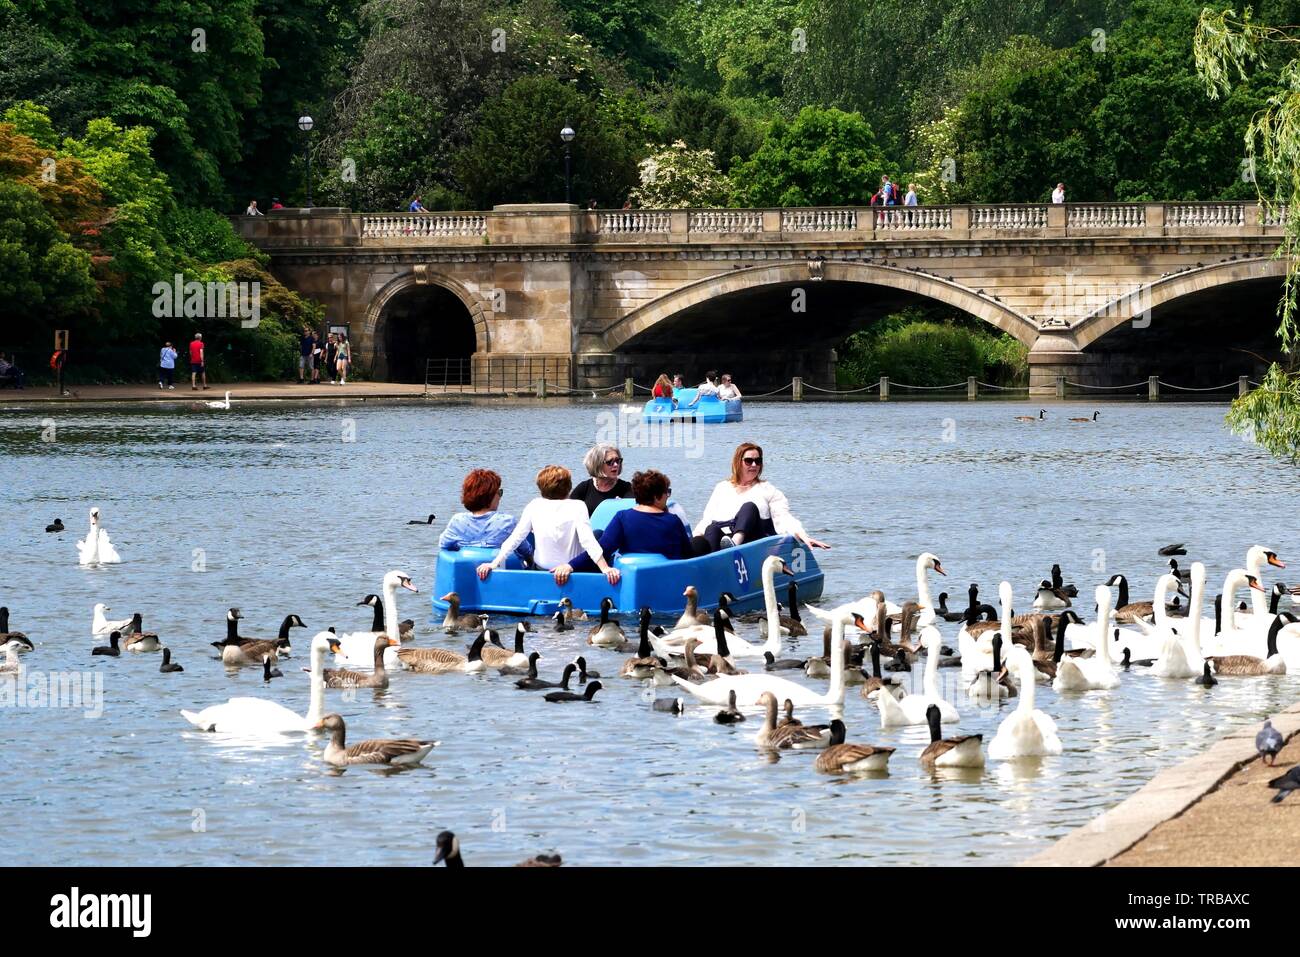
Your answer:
[919,704,984,767]
[675,586,711,629]
[480,622,532,671]
[122,612,162,652]
[620,609,657,678]
[558,597,588,622]
[814,720,895,773]
[860,639,907,701]
[323,635,398,688]
[397,634,487,674]
[440,592,488,635]
[652,639,708,685]
[1206,614,1291,676]
[315,713,439,767]
[754,691,830,749]
[0,607,33,651]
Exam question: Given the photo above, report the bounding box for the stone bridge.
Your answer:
[235,202,1292,392]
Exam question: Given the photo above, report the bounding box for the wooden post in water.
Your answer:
[792,376,803,401]
[1148,376,1159,401]
[967,376,977,400]
[536,378,547,399]
[1239,375,1249,397]
[879,376,889,401]
[624,377,633,400]
[1055,375,1065,400]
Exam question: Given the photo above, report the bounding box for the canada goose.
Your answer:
[481,622,532,672]
[324,635,397,688]
[216,612,303,667]
[860,639,906,702]
[1197,662,1218,687]
[92,632,121,657]
[756,577,808,638]
[1269,766,1300,802]
[262,655,284,681]
[754,692,830,749]
[675,586,711,629]
[407,513,437,525]
[1120,647,1155,669]
[969,634,1016,700]
[653,641,709,685]
[397,634,488,674]
[357,594,414,640]
[1051,563,1078,598]
[1205,613,1290,676]
[433,830,562,867]
[122,612,162,652]
[1033,579,1072,611]
[558,597,588,622]
[45,519,64,533]
[587,597,625,648]
[714,689,745,724]
[1257,720,1285,765]
[652,697,684,714]
[517,661,575,692]
[620,609,658,678]
[315,713,438,767]
[919,705,984,768]
[552,609,571,632]
[1104,575,1155,624]
[764,650,804,671]
[0,607,33,651]
[704,611,745,675]
[574,656,600,682]
[545,679,602,703]
[1158,543,1187,556]
[159,648,183,673]
[1067,411,1099,422]
[1013,409,1046,422]
[815,720,896,773]
[440,592,488,635]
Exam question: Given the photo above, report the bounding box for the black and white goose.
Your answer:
[815,720,895,773]
[586,598,625,649]
[480,622,532,672]
[619,609,658,679]
[122,612,162,652]
[433,830,561,867]
[0,607,33,652]
[357,594,414,641]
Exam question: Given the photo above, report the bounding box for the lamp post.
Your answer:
[298,114,315,208]
[560,123,575,204]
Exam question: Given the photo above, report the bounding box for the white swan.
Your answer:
[876,626,961,727]
[958,580,1012,672]
[337,570,417,669]
[1053,585,1120,692]
[670,607,850,707]
[180,631,334,734]
[91,603,134,637]
[1243,545,1285,619]
[1205,567,1300,667]
[1152,564,1207,678]
[205,390,232,410]
[651,556,786,660]
[806,552,944,623]
[77,507,121,565]
[988,646,1062,759]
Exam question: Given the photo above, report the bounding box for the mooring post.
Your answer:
[1238,375,1249,397]
[624,377,633,401]
[1148,375,1159,401]
[536,378,547,399]
[1055,375,1065,400]
[967,376,977,400]
[879,376,889,401]
[792,376,803,402]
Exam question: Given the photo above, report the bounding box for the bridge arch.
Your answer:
[600,260,1040,352]
[361,269,490,381]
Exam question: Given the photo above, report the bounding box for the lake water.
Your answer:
[1,398,1297,866]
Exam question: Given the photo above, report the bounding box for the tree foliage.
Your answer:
[629,140,731,207]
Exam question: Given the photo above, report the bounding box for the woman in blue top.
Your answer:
[572,469,693,570]
[439,468,533,565]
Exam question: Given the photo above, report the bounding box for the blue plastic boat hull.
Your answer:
[431,534,822,619]
[642,388,742,423]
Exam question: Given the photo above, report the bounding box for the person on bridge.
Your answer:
[1052,183,1066,204]
[245,200,262,216]
[571,470,694,571]
[717,374,741,400]
[692,442,830,554]
[478,466,620,586]
[440,468,532,564]
[652,373,673,398]
[904,184,918,206]
[570,444,631,515]
[409,196,427,212]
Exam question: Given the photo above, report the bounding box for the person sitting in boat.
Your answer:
[652,373,673,398]
[570,444,631,515]
[693,371,720,400]
[477,465,621,586]
[572,469,694,568]
[692,442,830,553]
[717,373,741,400]
[439,468,533,564]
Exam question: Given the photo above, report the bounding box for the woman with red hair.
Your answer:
[439,469,533,564]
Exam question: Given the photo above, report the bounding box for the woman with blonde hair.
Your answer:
[478,465,621,586]
[692,442,830,553]
[570,443,631,515]
[652,373,673,398]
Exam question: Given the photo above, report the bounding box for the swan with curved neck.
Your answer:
[180,631,335,734]
[1245,546,1286,617]
[77,507,121,566]
[338,570,417,668]
[877,626,960,726]
[669,607,850,707]
[804,553,943,624]
[653,557,788,659]
[1053,585,1119,691]
[1140,565,1206,677]
[988,645,1062,759]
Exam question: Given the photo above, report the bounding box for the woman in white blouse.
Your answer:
[692,442,830,553]
[477,465,621,586]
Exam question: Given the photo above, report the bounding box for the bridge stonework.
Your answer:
[235,202,1290,393]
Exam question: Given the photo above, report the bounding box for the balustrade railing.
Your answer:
[599,211,671,234]
[971,205,1049,229]
[1165,203,1245,228]
[689,210,765,233]
[781,209,855,231]
[876,206,953,230]
[361,214,486,238]
[1067,204,1146,229]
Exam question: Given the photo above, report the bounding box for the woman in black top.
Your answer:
[570,443,631,515]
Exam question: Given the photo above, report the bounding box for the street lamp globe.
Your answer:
[560,124,575,143]
[298,115,314,132]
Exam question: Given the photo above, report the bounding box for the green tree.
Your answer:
[629,141,731,207]
[0,178,95,333]
[729,106,887,206]
[659,89,762,172]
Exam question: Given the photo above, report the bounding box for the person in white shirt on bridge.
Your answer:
[691,442,830,553]
[717,374,742,400]
[478,465,621,586]
[1052,183,1066,204]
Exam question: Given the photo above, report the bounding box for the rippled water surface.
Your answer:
[2,398,1297,867]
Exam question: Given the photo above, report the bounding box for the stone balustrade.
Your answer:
[361,213,486,238]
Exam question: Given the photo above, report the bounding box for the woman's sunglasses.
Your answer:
[605,457,623,467]
[742,456,762,466]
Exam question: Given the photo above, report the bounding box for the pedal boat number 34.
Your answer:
[431,498,822,618]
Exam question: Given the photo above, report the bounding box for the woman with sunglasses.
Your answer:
[439,468,533,564]
[570,443,632,516]
[692,442,830,553]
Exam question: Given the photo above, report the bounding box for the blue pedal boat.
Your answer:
[642,388,742,424]
[431,499,822,618]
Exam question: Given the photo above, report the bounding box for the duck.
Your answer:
[337,571,417,668]
[544,680,603,703]
[315,712,439,768]
[675,586,711,629]
[204,390,233,410]
[714,689,745,724]
[587,597,625,648]
[1013,409,1046,422]
[652,697,685,714]
[398,633,488,674]
[620,609,658,678]
[433,831,562,868]
[517,661,575,691]
[159,648,183,673]
[987,646,1062,758]
[1196,662,1218,687]
[0,607,33,652]
[323,635,398,688]
[1119,647,1154,670]
[76,507,121,565]
[551,609,572,632]
[558,597,588,622]
[754,692,831,749]
[481,622,532,672]
[1053,585,1120,692]
[356,593,413,640]
[92,631,121,657]
[262,655,284,681]
[815,720,895,773]
[439,590,486,635]
[968,634,1016,700]
[181,631,335,734]
[91,603,134,638]
[1205,613,1291,676]
[407,513,437,525]
[45,519,65,533]
[1257,720,1285,765]
[1068,411,1099,422]
[860,639,907,702]
[512,651,544,685]
[876,626,961,727]
[919,704,985,768]
[121,612,162,652]
[574,656,600,682]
